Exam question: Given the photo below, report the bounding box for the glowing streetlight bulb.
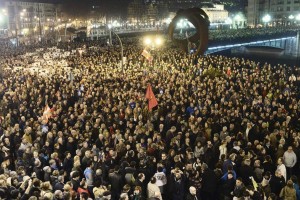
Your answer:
[225,17,233,24]
[144,37,151,45]
[155,37,162,46]
[234,15,242,21]
[262,14,271,23]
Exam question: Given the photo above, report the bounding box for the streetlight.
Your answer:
[144,37,151,46]
[155,37,162,46]
[225,17,233,29]
[289,15,295,20]
[143,36,164,72]
[262,14,271,26]
[165,18,172,24]
[143,36,163,49]
[108,24,124,75]
[234,14,242,29]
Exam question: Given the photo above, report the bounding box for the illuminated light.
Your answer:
[177,21,183,28]
[144,37,151,45]
[289,15,294,20]
[296,14,300,21]
[234,15,242,21]
[21,28,29,35]
[165,18,172,24]
[262,14,271,23]
[225,17,233,24]
[155,37,162,46]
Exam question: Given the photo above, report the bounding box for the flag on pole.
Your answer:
[42,104,53,122]
[142,49,153,61]
[145,84,158,111]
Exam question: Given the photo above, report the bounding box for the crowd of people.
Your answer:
[0,31,299,200]
[209,26,300,45]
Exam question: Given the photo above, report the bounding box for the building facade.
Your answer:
[127,0,168,28]
[247,0,300,27]
[1,0,61,42]
[202,4,229,23]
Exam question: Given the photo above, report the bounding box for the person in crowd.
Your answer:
[186,186,198,200]
[277,157,287,182]
[200,163,217,200]
[280,180,297,200]
[269,169,286,196]
[283,146,297,180]
[290,175,300,200]
[147,177,162,200]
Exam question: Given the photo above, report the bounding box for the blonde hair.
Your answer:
[74,156,80,163]
[74,160,81,168]
[0,179,7,187]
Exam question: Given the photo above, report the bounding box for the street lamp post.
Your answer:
[109,28,112,45]
[108,26,124,75]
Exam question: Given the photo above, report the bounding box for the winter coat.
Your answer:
[280,186,297,200]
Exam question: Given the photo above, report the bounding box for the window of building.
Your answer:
[286,6,290,11]
[277,0,284,4]
[277,6,283,11]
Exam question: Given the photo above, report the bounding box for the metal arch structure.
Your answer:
[168,7,210,55]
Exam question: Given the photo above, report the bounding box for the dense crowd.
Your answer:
[209,26,299,42]
[0,32,299,200]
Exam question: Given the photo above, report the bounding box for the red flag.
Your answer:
[142,49,153,61]
[227,67,231,76]
[145,84,158,111]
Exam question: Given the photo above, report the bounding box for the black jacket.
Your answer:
[238,165,254,186]
[201,168,217,193]
[186,193,198,200]
[168,173,186,200]
[269,176,285,196]
[108,171,123,194]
